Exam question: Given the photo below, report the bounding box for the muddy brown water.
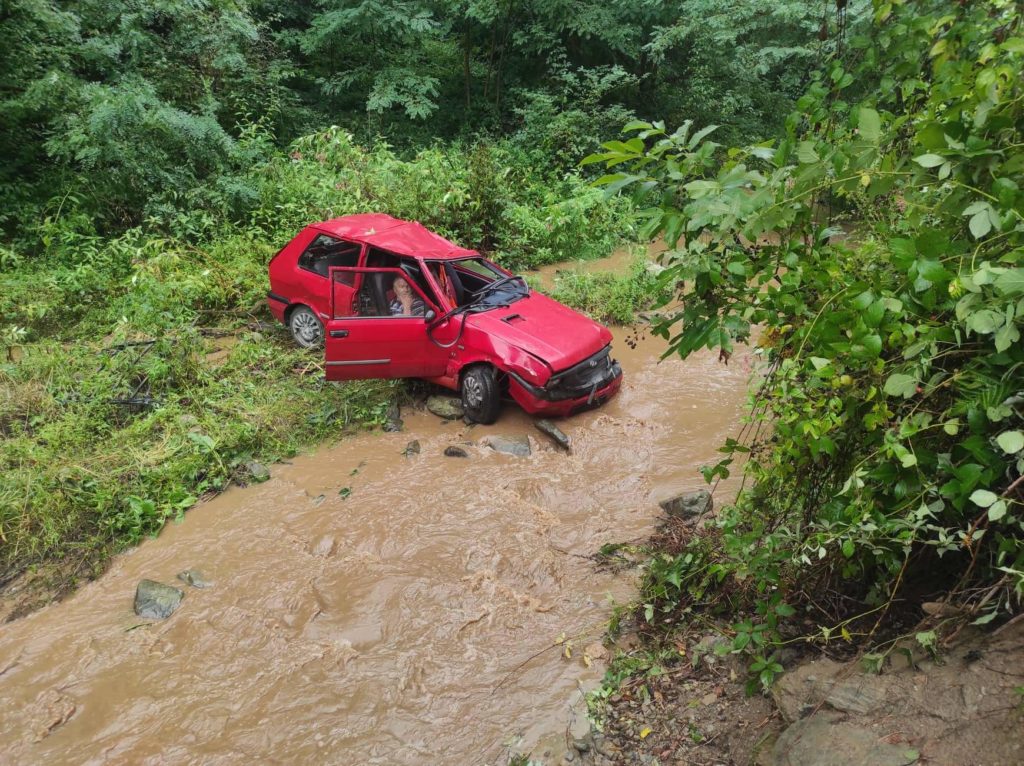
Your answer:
[0,330,755,765]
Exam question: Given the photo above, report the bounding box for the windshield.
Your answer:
[428,258,530,310]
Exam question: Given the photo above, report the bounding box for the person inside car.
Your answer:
[390,275,425,317]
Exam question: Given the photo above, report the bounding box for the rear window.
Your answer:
[298,235,361,277]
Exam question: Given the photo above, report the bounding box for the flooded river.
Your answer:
[0,330,753,765]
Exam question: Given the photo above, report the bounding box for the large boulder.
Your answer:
[535,419,572,452]
[659,489,712,519]
[771,713,919,766]
[484,435,531,457]
[134,580,184,619]
[427,395,464,420]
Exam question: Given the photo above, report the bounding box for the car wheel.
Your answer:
[289,305,323,348]
[461,365,501,424]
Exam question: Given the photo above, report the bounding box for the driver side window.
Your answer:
[343,269,432,318]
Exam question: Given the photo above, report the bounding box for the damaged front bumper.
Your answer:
[508,344,623,417]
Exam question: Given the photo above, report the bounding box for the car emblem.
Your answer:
[589,360,597,368]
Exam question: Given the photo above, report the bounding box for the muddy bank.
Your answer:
[0,330,755,764]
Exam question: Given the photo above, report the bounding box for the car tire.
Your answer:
[461,365,501,424]
[288,305,324,348]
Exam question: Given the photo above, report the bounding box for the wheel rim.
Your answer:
[463,375,484,407]
[292,311,321,346]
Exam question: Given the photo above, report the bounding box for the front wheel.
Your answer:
[289,305,323,348]
[461,365,501,424]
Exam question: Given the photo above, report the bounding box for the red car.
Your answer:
[267,213,622,423]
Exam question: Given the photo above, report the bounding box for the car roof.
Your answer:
[312,213,479,260]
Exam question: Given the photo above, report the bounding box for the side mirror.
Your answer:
[424,309,436,322]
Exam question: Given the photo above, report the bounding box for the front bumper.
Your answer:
[507,345,623,417]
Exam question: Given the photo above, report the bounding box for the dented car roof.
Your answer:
[313,213,478,259]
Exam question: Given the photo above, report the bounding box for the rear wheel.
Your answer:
[289,305,323,348]
[461,365,501,424]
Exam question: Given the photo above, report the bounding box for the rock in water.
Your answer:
[245,461,270,483]
[484,435,532,457]
[383,402,403,431]
[427,395,464,420]
[310,535,335,558]
[176,569,211,588]
[659,489,712,519]
[444,446,469,458]
[403,439,421,456]
[134,580,184,619]
[535,419,572,452]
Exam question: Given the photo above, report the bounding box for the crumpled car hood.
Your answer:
[468,292,612,372]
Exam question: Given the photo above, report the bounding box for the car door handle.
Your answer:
[329,329,349,338]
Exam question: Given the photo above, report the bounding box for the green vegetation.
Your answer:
[545,252,671,325]
[1,0,838,237]
[590,0,1024,693]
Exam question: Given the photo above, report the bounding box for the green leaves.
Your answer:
[996,431,1024,455]
[884,373,919,399]
[797,141,819,163]
[914,153,945,168]
[994,269,1024,296]
[963,201,1000,240]
[858,107,881,143]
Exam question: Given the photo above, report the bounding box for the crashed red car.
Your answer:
[267,213,622,423]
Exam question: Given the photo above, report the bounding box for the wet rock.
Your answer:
[659,489,712,519]
[573,734,593,753]
[176,569,211,588]
[245,461,270,483]
[383,403,403,432]
[134,580,184,619]
[921,601,962,617]
[311,535,335,557]
[535,419,572,452]
[484,435,531,457]
[427,395,464,420]
[444,446,469,458]
[772,713,919,766]
[403,439,421,456]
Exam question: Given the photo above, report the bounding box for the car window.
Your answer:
[299,234,361,278]
[346,269,431,318]
[365,248,439,306]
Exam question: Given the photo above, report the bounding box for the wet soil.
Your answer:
[0,329,757,765]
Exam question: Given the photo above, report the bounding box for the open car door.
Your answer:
[324,266,449,380]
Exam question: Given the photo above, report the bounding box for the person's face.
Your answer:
[394,278,411,299]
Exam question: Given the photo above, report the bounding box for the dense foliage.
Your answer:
[590,0,1024,685]
[1,0,838,237]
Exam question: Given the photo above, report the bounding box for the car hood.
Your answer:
[468,292,612,372]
